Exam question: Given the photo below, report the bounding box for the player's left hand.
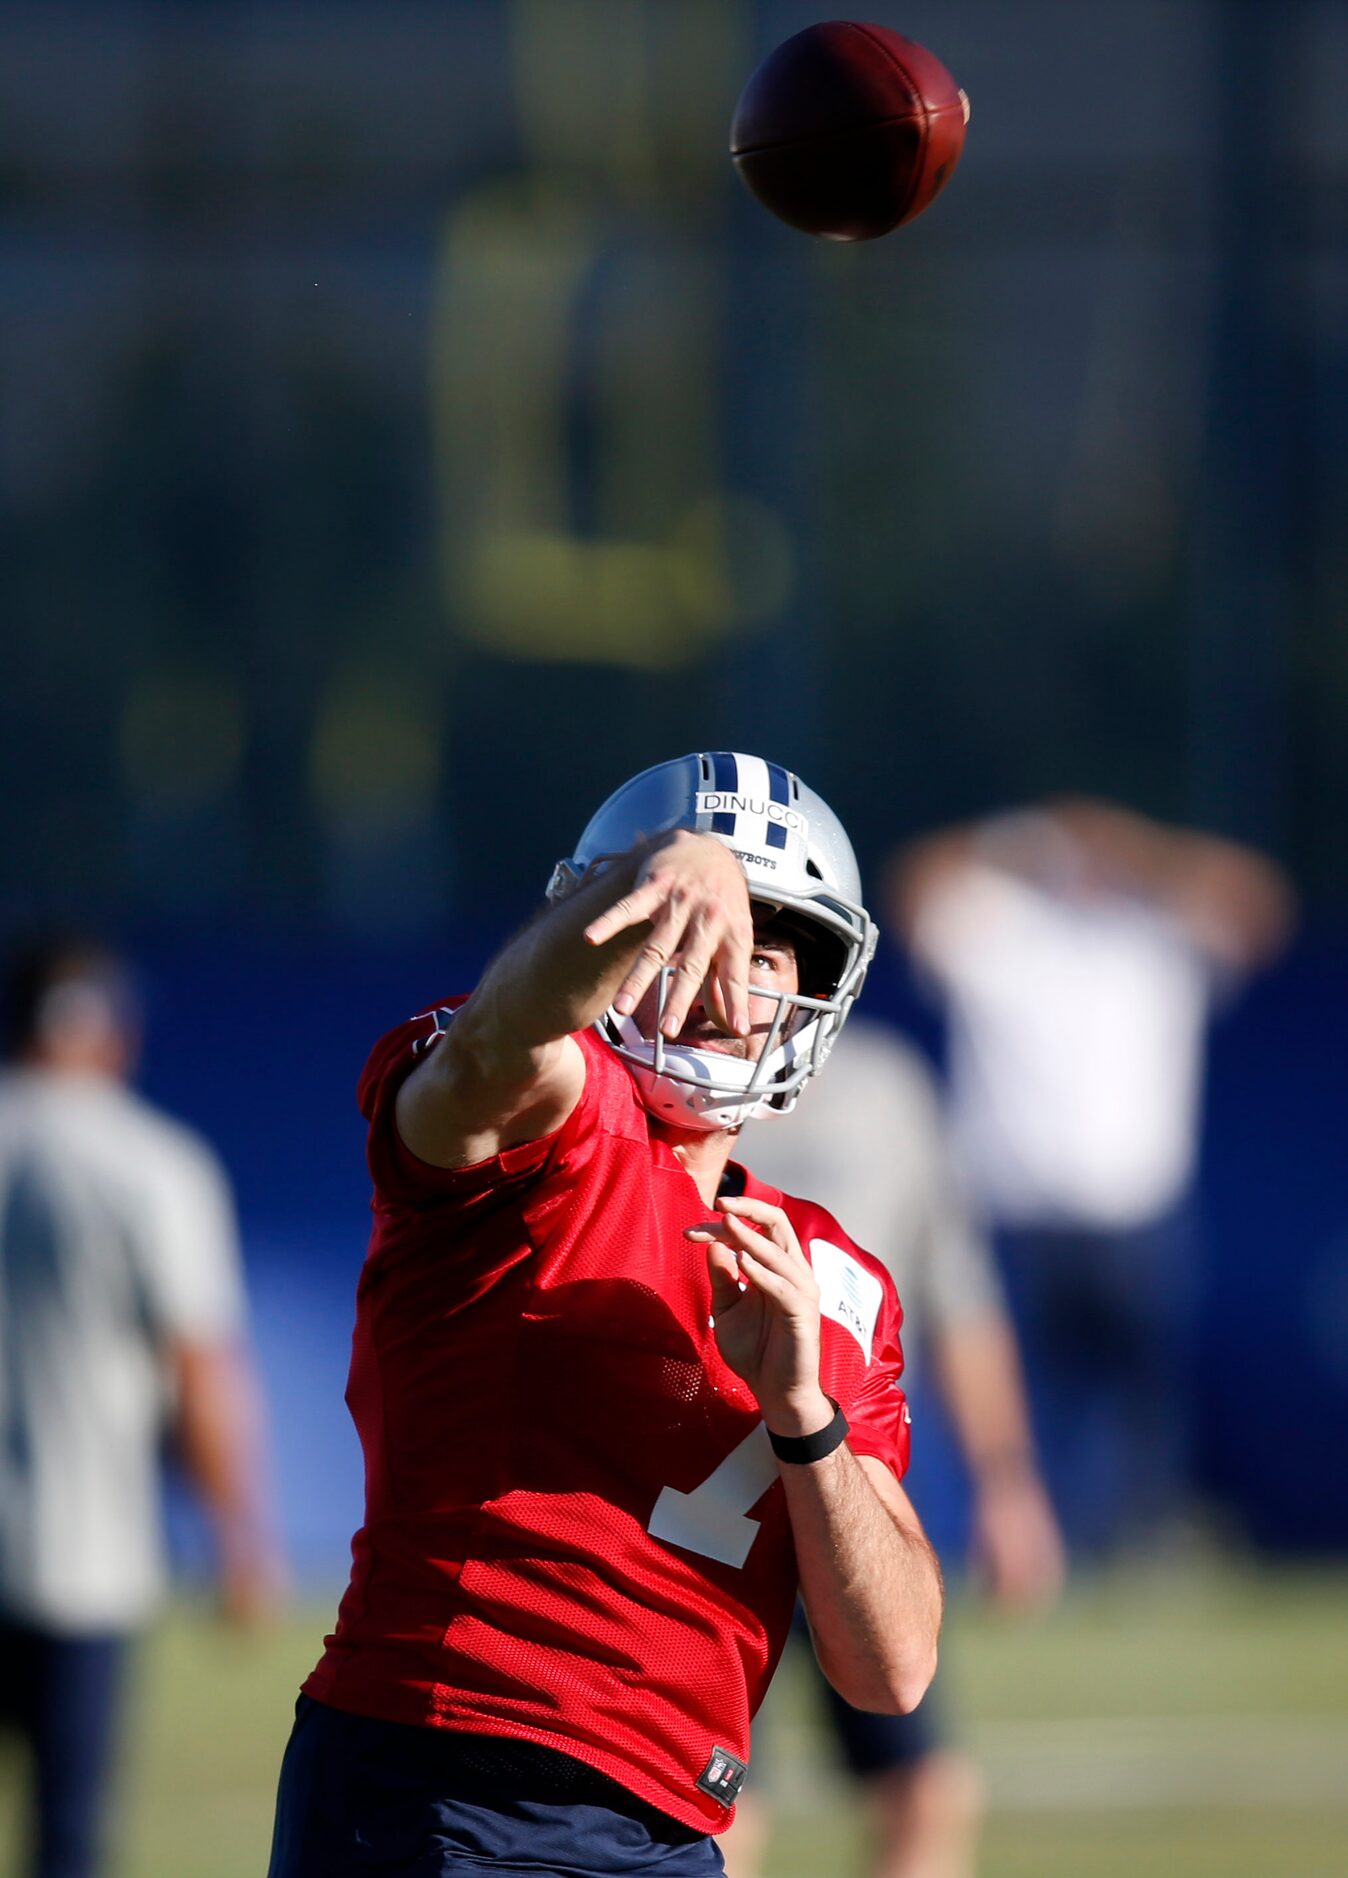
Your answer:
[684,1195,831,1434]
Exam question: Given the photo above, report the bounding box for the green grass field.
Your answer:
[3,1559,1346,1877]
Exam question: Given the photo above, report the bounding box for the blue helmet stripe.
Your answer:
[765,822,788,850]
[765,760,791,806]
[710,751,739,793]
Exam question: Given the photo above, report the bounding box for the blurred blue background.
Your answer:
[2,0,1346,1572]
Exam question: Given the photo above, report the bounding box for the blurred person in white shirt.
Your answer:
[889,802,1294,1558]
[0,936,282,1878]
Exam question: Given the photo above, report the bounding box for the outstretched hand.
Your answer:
[684,1195,830,1432]
[581,830,754,1041]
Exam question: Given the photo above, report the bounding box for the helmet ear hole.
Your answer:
[795,934,840,1000]
[756,907,842,999]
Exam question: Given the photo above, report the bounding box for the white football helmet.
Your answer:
[547,751,877,1131]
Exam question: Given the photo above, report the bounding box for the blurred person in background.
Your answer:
[889,802,1295,1559]
[724,1015,1065,1878]
[0,936,282,1878]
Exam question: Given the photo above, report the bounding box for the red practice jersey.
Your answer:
[304,1002,911,1832]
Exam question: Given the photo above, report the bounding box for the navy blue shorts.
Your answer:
[267,1697,725,1877]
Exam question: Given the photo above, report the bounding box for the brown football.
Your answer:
[730,21,969,241]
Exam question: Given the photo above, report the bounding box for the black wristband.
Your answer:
[767,1398,849,1464]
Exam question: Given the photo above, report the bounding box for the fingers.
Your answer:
[704,963,748,1039]
[587,850,753,1035]
[692,1228,796,1315]
[716,1195,808,1268]
[683,1198,803,1266]
[684,1204,816,1311]
[656,906,750,1038]
[705,1241,746,1317]
[724,1238,801,1311]
[583,876,672,950]
[611,903,717,1026]
[704,922,754,1039]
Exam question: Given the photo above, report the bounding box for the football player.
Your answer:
[268,753,942,1878]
